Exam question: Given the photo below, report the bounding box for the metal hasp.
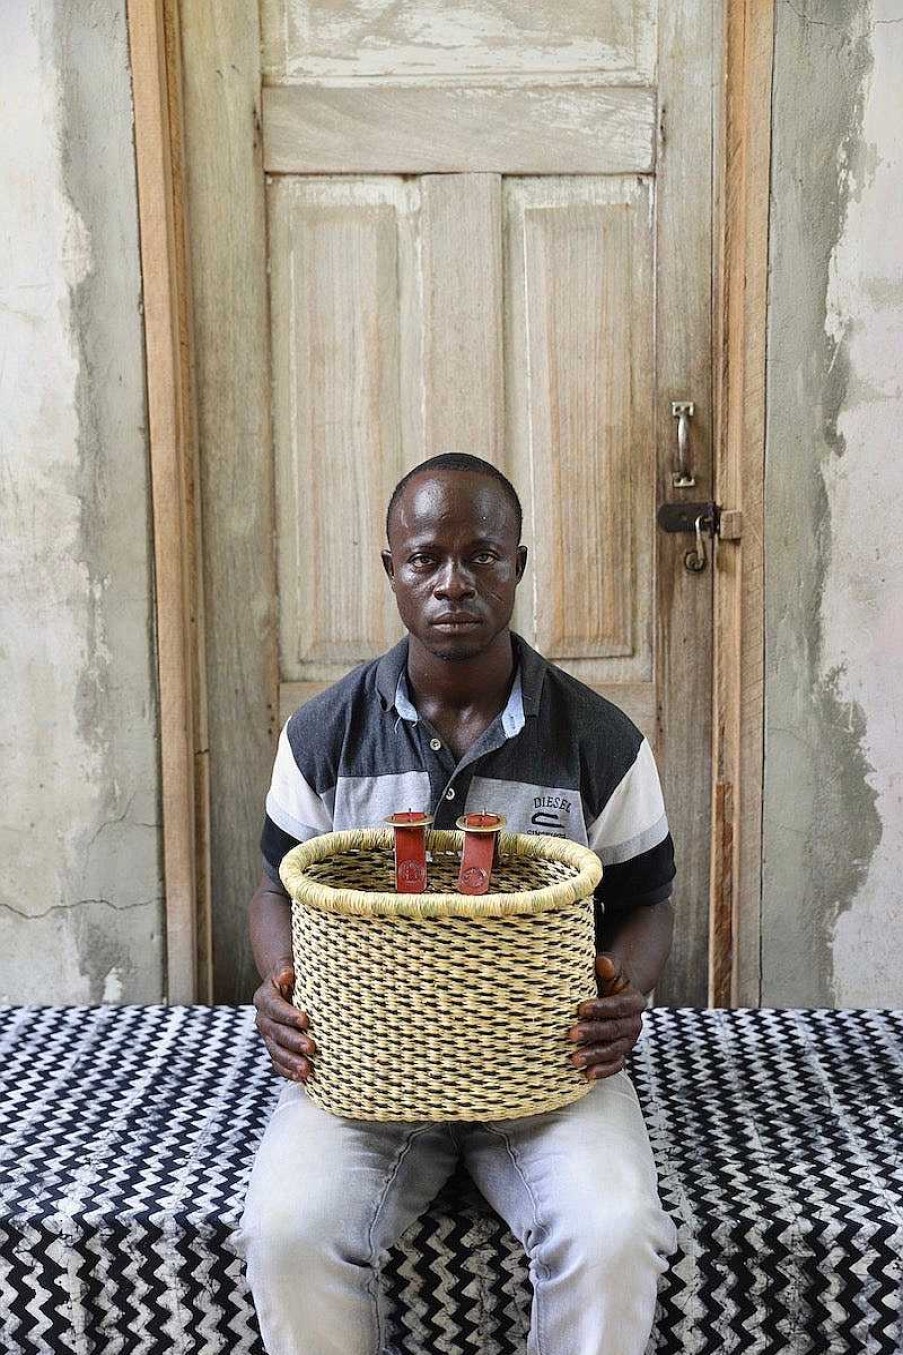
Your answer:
[657,501,717,573]
[656,501,743,574]
[671,400,696,487]
[657,501,719,534]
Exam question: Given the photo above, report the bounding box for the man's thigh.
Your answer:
[234,1083,459,1259]
[458,1072,675,1253]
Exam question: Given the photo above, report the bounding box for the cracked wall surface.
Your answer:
[763,0,903,1006]
[0,3,163,1003]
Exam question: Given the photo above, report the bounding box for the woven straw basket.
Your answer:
[279,827,602,1122]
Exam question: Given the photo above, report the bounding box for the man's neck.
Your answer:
[406,630,516,719]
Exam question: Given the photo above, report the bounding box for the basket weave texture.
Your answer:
[279,828,602,1122]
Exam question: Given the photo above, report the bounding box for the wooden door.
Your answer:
[180,1,714,1005]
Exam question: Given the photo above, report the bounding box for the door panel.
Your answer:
[272,174,655,712]
[263,86,657,175]
[420,175,504,460]
[260,0,655,81]
[270,179,419,675]
[506,178,653,691]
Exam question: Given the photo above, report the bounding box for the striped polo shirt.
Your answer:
[262,634,675,916]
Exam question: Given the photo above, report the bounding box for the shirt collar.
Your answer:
[376,632,544,734]
[392,665,525,738]
[512,633,546,717]
[375,637,411,710]
[392,669,420,723]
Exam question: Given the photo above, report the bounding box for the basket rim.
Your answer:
[279,827,602,918]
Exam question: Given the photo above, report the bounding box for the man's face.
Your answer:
[382,470,527,661]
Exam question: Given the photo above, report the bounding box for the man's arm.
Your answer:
[250,873,316,1082]
[565,898,674,1080]
[597,896,674,996]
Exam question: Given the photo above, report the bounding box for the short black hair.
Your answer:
[385,452,523,543]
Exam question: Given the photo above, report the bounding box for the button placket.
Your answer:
[434,766,475,829]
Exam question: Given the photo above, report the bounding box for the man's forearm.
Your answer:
[598,898,674,995]
[249,874,294,981]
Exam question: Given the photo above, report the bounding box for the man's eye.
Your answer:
[408,554,434,567]
[472,552,497,565]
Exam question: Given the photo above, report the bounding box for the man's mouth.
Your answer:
[431,614,481,628]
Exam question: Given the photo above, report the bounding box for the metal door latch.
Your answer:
[656,501,743,574]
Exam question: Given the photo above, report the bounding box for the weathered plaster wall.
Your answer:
[763,0,903,1006]
[0,3,163,1002]
[2,0,900,1010]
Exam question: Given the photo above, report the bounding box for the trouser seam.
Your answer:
[364,1124,433,1355]
[482,1124,548,1355]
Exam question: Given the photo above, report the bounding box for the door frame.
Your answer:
[128,0,774,1004]
[710,0,774,1006]
[127,0,212,1004]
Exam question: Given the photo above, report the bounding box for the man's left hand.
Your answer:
[565,953,645,1080]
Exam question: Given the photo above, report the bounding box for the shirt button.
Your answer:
[430,738,442,751]
[445,787,456,800]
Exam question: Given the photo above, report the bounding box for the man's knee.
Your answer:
[589,1198,673,1268]
[538,1194,676,1281]
[238,1183,372,1276]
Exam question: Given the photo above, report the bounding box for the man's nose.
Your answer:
[434,560,476,598]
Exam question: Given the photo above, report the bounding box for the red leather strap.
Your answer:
[457,812,505,895]
[385,811,432,893]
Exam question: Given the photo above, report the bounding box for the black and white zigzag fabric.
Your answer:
[0,1005,900,1354]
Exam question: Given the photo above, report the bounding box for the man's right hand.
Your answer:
[253,960,317,1083]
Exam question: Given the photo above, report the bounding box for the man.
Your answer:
[233,453,678,1355]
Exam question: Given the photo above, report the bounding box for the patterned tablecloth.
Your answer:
[0,1005,901,1355]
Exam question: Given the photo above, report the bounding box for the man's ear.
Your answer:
[381,548,396,587]
[515,544,528,582]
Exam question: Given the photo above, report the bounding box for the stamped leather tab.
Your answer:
[456,812,506,895]
[385,811,433,893]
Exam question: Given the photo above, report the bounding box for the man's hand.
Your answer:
[253,959,317,1083]
[565,953,645,1080]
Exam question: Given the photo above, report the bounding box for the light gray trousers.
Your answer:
[231,1071,677,1355]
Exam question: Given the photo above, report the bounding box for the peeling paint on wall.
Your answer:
[763,0,901,1006]
[821,0,903,1007]
[0,3,162,1003]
